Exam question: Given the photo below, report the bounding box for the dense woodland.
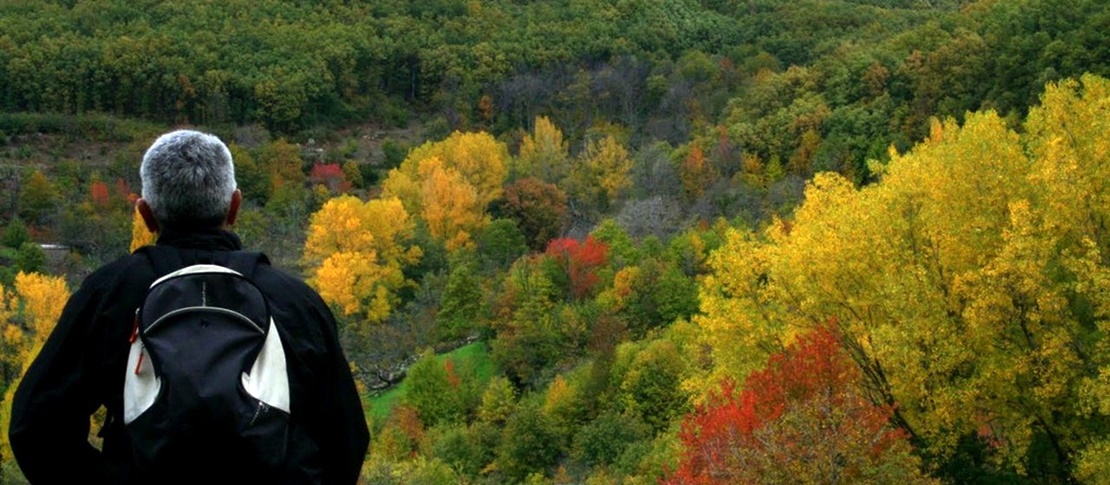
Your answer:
[3,0,1110,483]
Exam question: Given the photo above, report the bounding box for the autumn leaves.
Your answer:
[686,75,1110,480]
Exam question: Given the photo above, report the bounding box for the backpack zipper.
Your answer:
[249,401,269,426]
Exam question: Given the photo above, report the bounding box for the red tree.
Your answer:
[309,163,352,193]
[90,181,111,208]
[545,236,608,300]
[664,327,934,484]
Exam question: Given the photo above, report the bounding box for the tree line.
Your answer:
[2,0,1108,170]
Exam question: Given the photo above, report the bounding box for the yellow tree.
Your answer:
[14,272,68,350]
[418,157,486,252]
[1025,75,1110,478]
[686,226,779,400]
[0,272,69,463]
[567,135,632,213]
[304,195,419,323]
[515,116,570,184]
[383,130,508,213]
[381,131,508,251]
[312,251,386,319]
[129,205,158,253]
[693,96,1110,478]
[0,283,18,389]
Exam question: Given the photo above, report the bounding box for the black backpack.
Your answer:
[123,247,291,472]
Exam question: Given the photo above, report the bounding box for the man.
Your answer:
[9,130,369,483]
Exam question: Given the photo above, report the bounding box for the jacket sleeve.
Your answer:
[313,298,370,485]
[9,277,109,484]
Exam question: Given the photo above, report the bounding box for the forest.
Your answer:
[3,0,1110,483]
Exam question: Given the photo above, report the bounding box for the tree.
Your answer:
[89,180,111,208]
[419,157,487,252]
[665,327,936,485]
[566,135,632,214]
[257,138,306,193]
[18,170,58,227]
[478,376,517,426]
[260,180,313,268]
[475,219,528,270]
[0,272,69,465]
[545,236,608,301]
[571,410,651,469]
[308,163,351,195]
[489,255,567,387]
[383,131,509,252]
[601,257,697,338]
[130,205,157,253]
[404,349,464,427]
[1028,75,1110,478]
[341,161,365,189]
[2,219,30,249]
[515,116,570,183]
[15,243,45,275]
[615,338,688,432]
[383,131,509,214]
[678,144,717,201]
[496,400,563,482]
[614,195,683,241]
[230,143,271,205]
[692,78,1110,480]
[303,195,420,323]
[491,178,568,251]
[437,253,483,341]
[0,282,18,385]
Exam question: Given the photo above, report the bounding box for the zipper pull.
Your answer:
[134,347,146,375]
[129,311,139,343]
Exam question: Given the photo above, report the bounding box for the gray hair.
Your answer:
[140,130,237,228]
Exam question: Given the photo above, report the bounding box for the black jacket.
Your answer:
[9,228,369,484]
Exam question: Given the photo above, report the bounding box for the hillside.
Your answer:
[4,0,1110,483]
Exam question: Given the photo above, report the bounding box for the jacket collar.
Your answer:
[155,227,243,252]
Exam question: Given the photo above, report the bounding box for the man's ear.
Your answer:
[137,198,160,233]
[225,189,242,227]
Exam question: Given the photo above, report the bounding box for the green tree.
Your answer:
[489,255,566,387]
[437,253,483,342]
[496,400,563,482]
[15,242,44,274]
[404,349,464,427]
[475,219,527,270]
[478,376,517,426]
[616,338,689,432]
[18,170,57,226]
[1,219,30,249]
[572,410,652,469]
[230,143,270,205]
[601,258,697,338]
[491,178,568,252]
[257,138,306,193]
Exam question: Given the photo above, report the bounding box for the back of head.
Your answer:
[140,130,237,230]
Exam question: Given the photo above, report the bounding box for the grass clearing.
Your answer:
[366,341,495,428]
